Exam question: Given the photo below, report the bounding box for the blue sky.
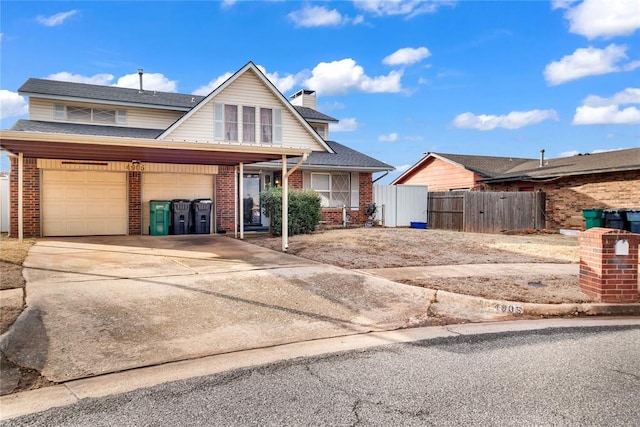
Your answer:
[1,0,639,181]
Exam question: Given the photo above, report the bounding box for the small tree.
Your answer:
[261,187,321,236]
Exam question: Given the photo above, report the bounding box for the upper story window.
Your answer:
[55,104,127,125]
[312,125,326,139]
[224,105,238,141]
[242,106,255,143]
[215,103,281,144]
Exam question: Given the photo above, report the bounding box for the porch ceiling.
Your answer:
[0,133,308,166]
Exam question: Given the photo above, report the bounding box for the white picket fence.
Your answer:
[373,185,428,227]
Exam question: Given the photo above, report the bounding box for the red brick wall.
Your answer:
[320,172,373,227]
[9,157,40,238]
[288,170,303,189]
[489,171,640,230]
[215,165,236,232]
[128,171,141,235]
[579,228,639,303]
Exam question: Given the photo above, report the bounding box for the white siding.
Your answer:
[162,71,327,152]
[29,98,184,129]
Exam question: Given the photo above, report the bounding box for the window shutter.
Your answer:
[350,172,359,210]
[302,171,311,190]
[214,103,224,141]
[116,109,127,125]
[54,104,66,120]
[273,108,282,144]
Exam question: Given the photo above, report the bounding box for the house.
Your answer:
[393,149,640,230]
[0,62,392,246]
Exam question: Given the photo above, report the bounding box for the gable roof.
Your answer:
[254,140,393,172]
[11,119,164,139]
[480,147,640,183]
[19,78,204,110]
[158,62,334,154]
[293,106,338,123]
[392,152,532,184]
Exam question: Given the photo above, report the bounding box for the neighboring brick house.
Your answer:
[0,62,392,242]
[393,149,640,230]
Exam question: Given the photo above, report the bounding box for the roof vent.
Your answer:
[539,149,545,168]
[138,68,144,93]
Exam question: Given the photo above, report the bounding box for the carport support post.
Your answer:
[239,163,244,240]
[282,155,288,252]
[18,152,23,241]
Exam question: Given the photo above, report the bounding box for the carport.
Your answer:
[0,130,307,250]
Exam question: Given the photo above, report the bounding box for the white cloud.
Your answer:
[257,66,304,94]
[192,72,233,96]
[0,90,29,119]
[543,44,640,86]
[46,72,115,85]
[304,58,403,95]
[558,0,640,39]
[36,10,77,27]
[114,73,177,92]
[378,132,399,142]
[221,0,237,8]
[452,109,559,130]
[573,87,640,125]
[354,0,454,19]
[330,118,359,132]
[394,164,411,173]
[383,47,431,66]
[288,6,346,27]
[558,150,581,157]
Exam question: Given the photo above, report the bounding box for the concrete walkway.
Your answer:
[357,263,579,281]
[0,235,434,384]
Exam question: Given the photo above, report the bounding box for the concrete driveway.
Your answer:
[0,235,433,383]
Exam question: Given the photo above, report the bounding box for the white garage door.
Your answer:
[42,170,127,236]
[142,173,214,235]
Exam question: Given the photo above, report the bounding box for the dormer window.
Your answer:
[54,104,127,125]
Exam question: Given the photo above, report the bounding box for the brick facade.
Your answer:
[9,156,40,238]
[489,170,640,230]
[215,165,236,232]
[128,171,141,235]
[579,228,639,303]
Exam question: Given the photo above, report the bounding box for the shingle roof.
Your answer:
[293,106,338,123]
[433,153,533,177]
[11,119,164,139]
[263,140,393,171]
[481,147,640,182]
[18,78,205,109]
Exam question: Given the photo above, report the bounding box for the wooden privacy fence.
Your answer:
[427,191,546,233]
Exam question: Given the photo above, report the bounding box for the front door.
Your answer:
[242,173,262,226]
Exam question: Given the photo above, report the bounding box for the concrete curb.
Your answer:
[433,289,640,317]
[1,317,639,421]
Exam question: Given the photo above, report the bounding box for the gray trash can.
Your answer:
[171,199,191,235]
[192,199,212,234]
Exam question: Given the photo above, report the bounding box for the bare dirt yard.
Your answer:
[248,227,590,304]
[0,235,35,333]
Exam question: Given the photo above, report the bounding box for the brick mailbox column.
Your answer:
[579,228,639,303]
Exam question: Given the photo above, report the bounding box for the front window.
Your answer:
[243,106,255,143]
[311,173,350,208]
[224,105,238,141]
[260,108,273,143]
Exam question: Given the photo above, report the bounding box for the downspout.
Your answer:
[282,152,309,252]
[18,153,23,241]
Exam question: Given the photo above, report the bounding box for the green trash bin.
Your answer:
[150,200,171,236]
[582,208,604,229]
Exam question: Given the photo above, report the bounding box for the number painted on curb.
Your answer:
[494,304,523,315]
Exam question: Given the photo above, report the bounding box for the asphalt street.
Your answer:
[3,324,639,426]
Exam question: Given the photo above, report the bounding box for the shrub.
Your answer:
[261,187,321,236]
